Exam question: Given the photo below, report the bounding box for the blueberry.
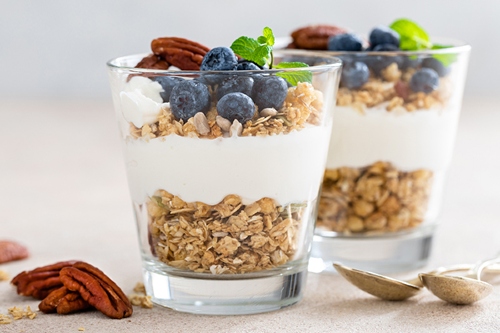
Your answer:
[198,73,226,86]
[337,55,355,67]
[236,60,262,70]
[153,76,184,102]
[369,26,400,48]
[340,62,369,89]
[327,33,363,51]
[400,56,421,70]
[216,76,254,100]
[200,47,238,71]
[409,68,439,93]
[372,43,400,52]
[365,54,403,76]
[251,76,288,110]
[169,80,211,121]
[421,57,450,77]
[217,92,255,124]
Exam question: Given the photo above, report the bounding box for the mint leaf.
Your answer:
[432,44,457,66]
[275,62,312,86]
[231,36,266,66]
[390,18,432,50]
[262,27,275,46]
[253,45,273,67]
[257,36,268,44]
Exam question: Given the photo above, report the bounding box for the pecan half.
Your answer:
[291,25,347,50]
[0,240,29,264]
[11,261,77,300]
[151,37,210,70]
[60,262,132,319]
[38,286,91,315]
[135,54,170,70]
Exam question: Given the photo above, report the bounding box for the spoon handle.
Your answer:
[473,256,500,280]
[408,264,473,287]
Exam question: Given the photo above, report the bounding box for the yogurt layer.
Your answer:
[123,126,331,205]
[326,104,461,171]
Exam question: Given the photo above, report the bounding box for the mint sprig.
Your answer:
[389,18,459,67]
[389,18,432,51]
[231,27,275,67]
[230,27,311,86]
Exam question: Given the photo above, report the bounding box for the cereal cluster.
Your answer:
[317,161,433,233]
[337,64,451,113]
[0,306,37,325]
[127,282,153,309]
[130,82,323,139]
[148,190,307,274]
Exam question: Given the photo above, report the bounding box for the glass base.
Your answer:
[309,226,435,274]
[143,265,307,315]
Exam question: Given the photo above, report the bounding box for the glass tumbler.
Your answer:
[107,50,341,314]
[309,40,471,274]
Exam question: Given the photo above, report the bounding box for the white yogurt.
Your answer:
[327,104,461,171]
[123,126,331,205]
[120,77,164,128]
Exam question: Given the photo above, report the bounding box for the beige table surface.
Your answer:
[1,98,499,333]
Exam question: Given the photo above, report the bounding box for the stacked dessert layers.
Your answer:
[289,23,463,235]
[114,37,333,274]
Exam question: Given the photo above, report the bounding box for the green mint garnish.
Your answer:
[231,27,274,67]
[231,27,311,86]
[390,18,458,67]
[431,44,458,66]
[275,62,312,86]
[230,36,268,66]
[389,18,432,50]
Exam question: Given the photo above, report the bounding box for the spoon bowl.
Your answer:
[333,263,422,301]
[419,256,500,305]
[419,273,493,305]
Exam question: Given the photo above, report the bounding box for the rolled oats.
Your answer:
[7,306,36,320]
[0,270,9,281]
[0,314,12,324]
[317,161,432,233]
[128,294,153,309]
[148,190,305,274]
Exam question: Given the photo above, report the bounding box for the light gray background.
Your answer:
[0,0,497,99]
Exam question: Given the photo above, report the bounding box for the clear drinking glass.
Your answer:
[308,39,471,274]
[107,50,341,314]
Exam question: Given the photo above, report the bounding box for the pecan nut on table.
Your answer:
[11,261,133,319]
[12,261,76,300]
[0,240,29,264]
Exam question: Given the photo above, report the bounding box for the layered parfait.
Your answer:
[288,19,469,235]
[108,28,340,275]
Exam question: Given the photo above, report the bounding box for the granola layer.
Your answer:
[130,82,323,139]
[317,161,433,234]
[337,63,452,113]
[148,190,308,274]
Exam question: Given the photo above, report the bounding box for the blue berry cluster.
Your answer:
[156,46,288,124]
[324,25,449,93]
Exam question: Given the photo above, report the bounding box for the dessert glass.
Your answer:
[308,39,471,273]
[107,50,341,314]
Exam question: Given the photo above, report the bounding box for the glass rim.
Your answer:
[276,36,471,56]
[106,49,342,75]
